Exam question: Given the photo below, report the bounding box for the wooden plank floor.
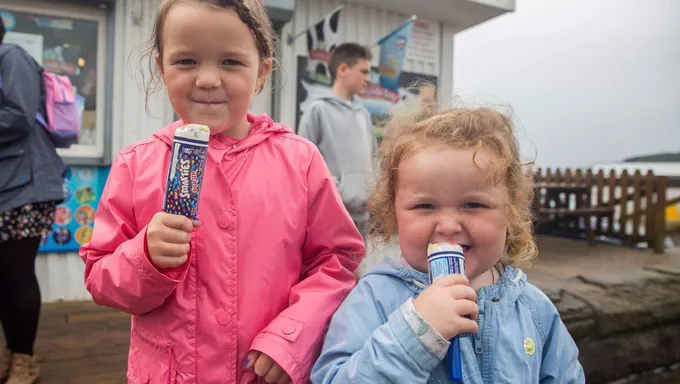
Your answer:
[0,301,129,384]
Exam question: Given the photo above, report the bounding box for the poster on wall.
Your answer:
[295,55,438,131]
[4,31,43,65]
[39,166,110,253]
[406,19,438,65]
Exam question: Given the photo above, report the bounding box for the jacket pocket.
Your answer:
[0,143,32,193]
[128,340,177,384]
[262,316,305,343]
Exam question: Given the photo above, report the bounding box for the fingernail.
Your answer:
[244,360,250,368]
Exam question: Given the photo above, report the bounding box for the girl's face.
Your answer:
[394,146,510,285]
[156,3,271,138]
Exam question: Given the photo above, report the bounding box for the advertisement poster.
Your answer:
[39,166,110,253]
[377,18,414,92]
[295,55,438,131]
[406,19,438,65]
[4,31,43,65]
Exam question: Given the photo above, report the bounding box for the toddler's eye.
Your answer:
[464,202,487,209]
[413,203,435,210]
[223,59,242,66]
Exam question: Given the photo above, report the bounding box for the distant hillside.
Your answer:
[624,153,680,162]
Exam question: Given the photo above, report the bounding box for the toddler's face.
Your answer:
[394,146,510,283]
[157,3,270,138]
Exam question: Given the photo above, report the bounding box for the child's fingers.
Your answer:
[457,317,480,335]
[454,299,479,320]
[155,242,190,257]
[277,373,292,384]
[152,254,188,268]
[245,351,260,369]
[263,363,285,383]
[161,213,194,232]
[253,353,275,378]
[432,274,469,288]
[445,284,477,303]
[160,227,193,244]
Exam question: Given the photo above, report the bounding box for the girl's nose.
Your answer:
[196,68,221,89]
[435,213,463,236]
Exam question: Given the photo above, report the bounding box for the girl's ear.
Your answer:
[155,53,165,79]
[255,57,273,93]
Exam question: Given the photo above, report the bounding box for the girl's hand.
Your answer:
[245,351,291,384]
[413,274,479,340]
[146,212,199,268]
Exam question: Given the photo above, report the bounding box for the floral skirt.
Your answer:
[0,202,57,243]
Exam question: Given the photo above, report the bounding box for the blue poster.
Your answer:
[378,17,414,91]
[39,166,110,253]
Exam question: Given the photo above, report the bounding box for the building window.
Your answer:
[1,1,107,159]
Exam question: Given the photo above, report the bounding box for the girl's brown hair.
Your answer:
[137,0,275,105]
[370,106,538,265]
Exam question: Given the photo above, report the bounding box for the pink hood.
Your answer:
[81,113,364,384]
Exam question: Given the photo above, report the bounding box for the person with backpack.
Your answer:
[0,17,65,384]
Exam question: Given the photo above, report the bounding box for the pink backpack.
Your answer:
[35,72,81,148]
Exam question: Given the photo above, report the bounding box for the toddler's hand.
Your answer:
[245,351,291,384]
[413,274,479,340]
[146,212,198,269]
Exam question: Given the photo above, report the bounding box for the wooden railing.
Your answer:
[532,168,669,253]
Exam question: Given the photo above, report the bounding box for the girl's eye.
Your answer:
[464,202,487,209]
[176,59,195,65]
[413,203,435,210]
[223,59,242,66]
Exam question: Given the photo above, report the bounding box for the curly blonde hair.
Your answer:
[369,106,538,265]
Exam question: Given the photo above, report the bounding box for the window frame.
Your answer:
[1,0,108,160]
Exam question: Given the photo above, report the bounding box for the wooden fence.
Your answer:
[532,168,670,253]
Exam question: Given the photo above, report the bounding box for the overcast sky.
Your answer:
[453,0,680,167]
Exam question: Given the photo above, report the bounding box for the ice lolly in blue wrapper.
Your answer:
[427,242,466,383]
[162,124,210,219]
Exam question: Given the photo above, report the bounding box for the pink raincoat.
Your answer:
[80,113,364,384]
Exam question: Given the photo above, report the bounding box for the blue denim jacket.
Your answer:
[312,257,585,384]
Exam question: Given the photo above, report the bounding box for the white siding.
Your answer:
[278,0,449,129]
[36,253,90,302]
[111,0,176,156]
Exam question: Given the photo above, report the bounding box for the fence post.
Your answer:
[653,176,668,254]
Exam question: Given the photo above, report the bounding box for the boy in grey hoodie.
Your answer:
[298,43,377,241]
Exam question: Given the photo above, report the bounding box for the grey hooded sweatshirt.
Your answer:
[298,91,377,222]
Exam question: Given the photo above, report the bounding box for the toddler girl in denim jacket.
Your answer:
[312,106,585,383]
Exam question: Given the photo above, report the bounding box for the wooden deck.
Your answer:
[0,301,129,384]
